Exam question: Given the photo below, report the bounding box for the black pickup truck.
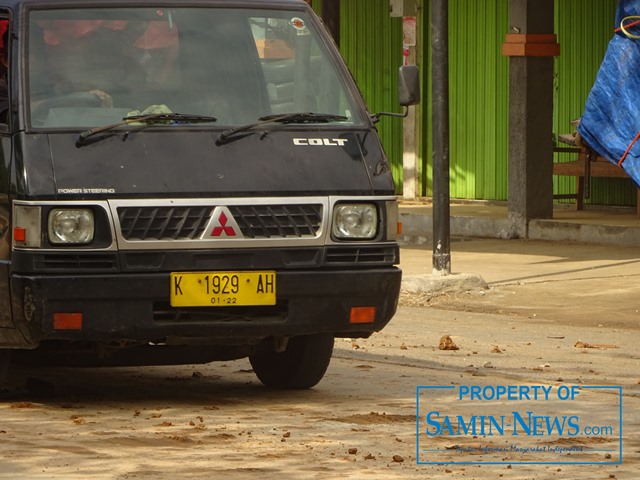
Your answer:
[0,0,419,389]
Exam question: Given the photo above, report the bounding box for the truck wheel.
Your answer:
[249,333,334,389]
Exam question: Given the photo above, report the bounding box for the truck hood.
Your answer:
[19,129,395,198]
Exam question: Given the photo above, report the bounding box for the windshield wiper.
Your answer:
[76,113,217,147]
[259,112,348,123]
[215,112,348,146]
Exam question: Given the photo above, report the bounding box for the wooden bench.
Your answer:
[553,136,640,217]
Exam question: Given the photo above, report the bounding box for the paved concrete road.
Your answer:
[401,238,640,330]
[0,239,637,479]
[0,306,636,479]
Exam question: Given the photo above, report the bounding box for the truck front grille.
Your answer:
[118,204,323,240]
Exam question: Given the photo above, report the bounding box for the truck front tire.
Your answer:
[249,333,334,389]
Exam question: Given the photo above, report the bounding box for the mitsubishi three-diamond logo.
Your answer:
[202,207,244,239]
[211,211,236,237]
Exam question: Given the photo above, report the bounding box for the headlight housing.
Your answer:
[332,204,378,239]
[48,209,95,244]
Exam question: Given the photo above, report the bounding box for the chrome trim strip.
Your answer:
[12,196,398,252]
[108,197,331,250]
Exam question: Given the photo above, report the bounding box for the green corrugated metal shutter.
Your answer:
[338,0,511,200]
[554,0,636,207]
[428,0,628,204]
[420,0,509,199]
[339,0,405,193]
[443,0,509,200]
[321,0,631,206]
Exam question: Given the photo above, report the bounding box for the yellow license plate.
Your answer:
[170,271,276,307]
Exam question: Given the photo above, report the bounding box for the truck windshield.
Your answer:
[27,7,364,129]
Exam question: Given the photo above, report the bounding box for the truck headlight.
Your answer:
[332,204,378,239]
[48,209,95,244]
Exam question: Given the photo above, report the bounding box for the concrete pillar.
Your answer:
[402,76,418,200]
[502,0,559,237]
[402,5,419,200]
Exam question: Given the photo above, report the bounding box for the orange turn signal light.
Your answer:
[349,306,376,324]
[13,227,26,242]
[397,222,403,235]
[53,313,83,330]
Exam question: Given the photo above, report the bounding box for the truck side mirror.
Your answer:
[398,65,420,106]
[371,65,421,123]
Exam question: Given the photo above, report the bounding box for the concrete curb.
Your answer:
[399,213,518,245]
[402,272,488,295]
[528,219,640,246]
[399,210,640,246]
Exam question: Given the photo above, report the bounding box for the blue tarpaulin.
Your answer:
[578,1,640,187]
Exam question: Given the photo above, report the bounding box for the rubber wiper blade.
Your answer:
[125,113,218,124]
[76,113,217,147]
[215,112,348,146]
[259,112,348,123]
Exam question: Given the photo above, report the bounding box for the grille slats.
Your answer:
[34,254,118,271]
[118,204,322,240]
[119,206,215,240]
[325,246,398,265]
[229,204,322,238]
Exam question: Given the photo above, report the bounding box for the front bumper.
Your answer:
[10,268,401,346]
